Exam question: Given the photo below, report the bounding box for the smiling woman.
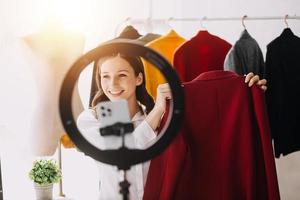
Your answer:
[100,56,144,114]
[73,45,177,199]
[92,54,154,117]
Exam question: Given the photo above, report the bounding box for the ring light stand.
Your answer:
[59,39,184,200]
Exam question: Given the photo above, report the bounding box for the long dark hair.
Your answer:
[91,53,154,114]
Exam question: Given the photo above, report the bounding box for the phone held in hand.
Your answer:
[96,100,134,136]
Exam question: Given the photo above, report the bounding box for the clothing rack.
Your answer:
[127,15,300,23]
[115,15,300,35]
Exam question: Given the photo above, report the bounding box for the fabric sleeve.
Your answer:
[251,86,280,200]
[142,55,167,99]
[265,46,283,148]
[173,47,186,82]
[143,130,187,200]
[130,120,157,149]
[224,47,242,74]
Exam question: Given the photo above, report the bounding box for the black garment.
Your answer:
[224,29,265,78]
[265,28,300,158]
[117,25,142,39]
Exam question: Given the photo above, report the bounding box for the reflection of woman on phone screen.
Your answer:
[77,53,267,199]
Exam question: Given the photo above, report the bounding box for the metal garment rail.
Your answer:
[115,15,300,35]
[125,15,300,23]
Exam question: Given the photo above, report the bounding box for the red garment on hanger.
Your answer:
[143,70,280,200]
[173,31,231,82]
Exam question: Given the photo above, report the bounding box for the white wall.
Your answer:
[1,0,300,199]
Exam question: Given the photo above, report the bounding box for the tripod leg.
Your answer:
[119,170,130,200]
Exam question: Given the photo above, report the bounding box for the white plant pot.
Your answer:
[34,183,53,200]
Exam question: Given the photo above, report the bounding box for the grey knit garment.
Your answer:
[224,30,265,78]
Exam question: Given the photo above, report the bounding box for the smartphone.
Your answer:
[96,100,131,133]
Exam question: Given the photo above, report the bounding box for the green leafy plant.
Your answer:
[29,159,61,186]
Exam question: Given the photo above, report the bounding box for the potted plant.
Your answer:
[29,159,61,200]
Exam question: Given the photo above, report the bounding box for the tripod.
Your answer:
[100,122,134,200]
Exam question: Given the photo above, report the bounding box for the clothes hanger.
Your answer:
[242,15,247,30]
[166,17,174,31]
[144,17,153,33]
[125,17,153,34]
[284,14,289,28]
[200,16,208,31]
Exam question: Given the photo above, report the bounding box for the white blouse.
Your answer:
[77,109,156,200]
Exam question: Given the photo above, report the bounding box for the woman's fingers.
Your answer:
[244,72,254,83]
[157,83,172,96]
[257,79,267,86]
[157,83,170,91]
[248,75,260,87]
[257,78,267,91]
[159,88,171,93]
[260,85,267,92]
[244,73,267,92]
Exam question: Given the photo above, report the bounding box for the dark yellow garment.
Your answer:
[143,30,186,98]
[61,134,75,148]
